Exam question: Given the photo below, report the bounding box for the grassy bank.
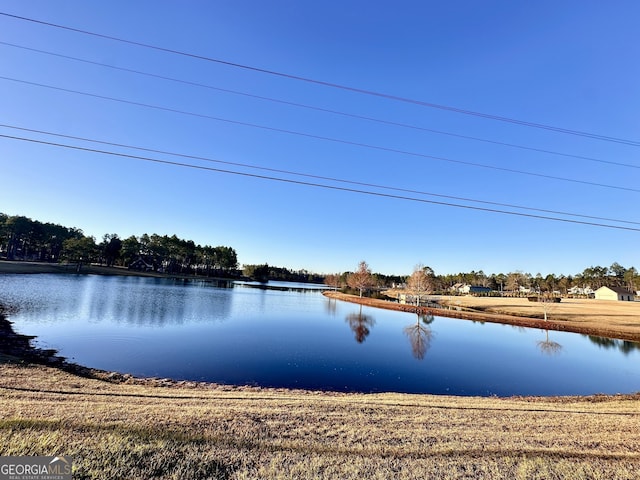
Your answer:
[1,358,640,479]
[0,260,239,283]
[0,260,166,277]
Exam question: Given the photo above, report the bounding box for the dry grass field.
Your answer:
[436,295,640,340]
[1,358,640,479]
[438,295,639,323]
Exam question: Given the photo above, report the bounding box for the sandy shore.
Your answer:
[325,291,640,342]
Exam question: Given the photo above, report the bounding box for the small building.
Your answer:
[568,286,594,296]
[469,286,491,295]
[594,286,635,302]
[449,284,491,296]
[129,257,154,272]
[451,283,477,294]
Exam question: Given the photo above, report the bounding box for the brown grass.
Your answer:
[1,358,640,479]
[438,295,640,338]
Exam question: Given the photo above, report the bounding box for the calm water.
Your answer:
[1,274,639,396]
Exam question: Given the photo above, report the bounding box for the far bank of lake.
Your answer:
[325,291,640,343]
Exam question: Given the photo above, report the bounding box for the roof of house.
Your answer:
[596,286,634,295]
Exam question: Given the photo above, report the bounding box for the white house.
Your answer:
[594,286,635,302]
[448,283,491,295]
[568,286,594,296]
[449,283,468,294]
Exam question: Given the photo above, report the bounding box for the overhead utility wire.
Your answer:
[2,132,639,233]
[1,11,639,147]
[3,76,638,194]
[4,123,638,227]
[2,41,637,171]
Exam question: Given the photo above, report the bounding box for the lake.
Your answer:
[1,274,639,396]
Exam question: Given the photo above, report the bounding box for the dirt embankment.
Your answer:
[324,291,640,342]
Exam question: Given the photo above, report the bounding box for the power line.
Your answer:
[1,132,639,232]
[2,40,637,171]
[3,75,639,194]
[3,122,638,226]
[2,11,639,147]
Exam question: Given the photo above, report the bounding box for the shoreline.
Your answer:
[0,259,235,280]
[324,291,640,343]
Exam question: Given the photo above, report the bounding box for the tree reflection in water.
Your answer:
[537,329,563,355]
[587,335,640,355]
[345,305,375,343]
[403,314,434,360]
[325,297,339,316]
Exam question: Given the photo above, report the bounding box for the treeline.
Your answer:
[242,264,325,284]
[327,262,639,296]
[0,213,239,276]
[436,265,639,294]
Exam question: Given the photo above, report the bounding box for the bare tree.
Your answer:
[624,267,638,293]
[538,292,559,321]
[407,264,433,306]
[323,273,342,291]
[506,271,529,294]
[347,261,374,297]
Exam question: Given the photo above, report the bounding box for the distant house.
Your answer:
[594,286,635,302]
[449,284,491,295]
[469,286,491,295]
[450,283,469,294]
[568,286,594,296]
[129,257,154,272]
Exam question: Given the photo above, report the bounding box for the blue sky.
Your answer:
[1,1,638,276]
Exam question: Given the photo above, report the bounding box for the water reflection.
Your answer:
[345,305,375,343]
[1,275,234,326]
[587,336,640,355]
[82,277,235,326]
[537,330,563,355]
[325,298,338,316]
[403,314,434,360]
